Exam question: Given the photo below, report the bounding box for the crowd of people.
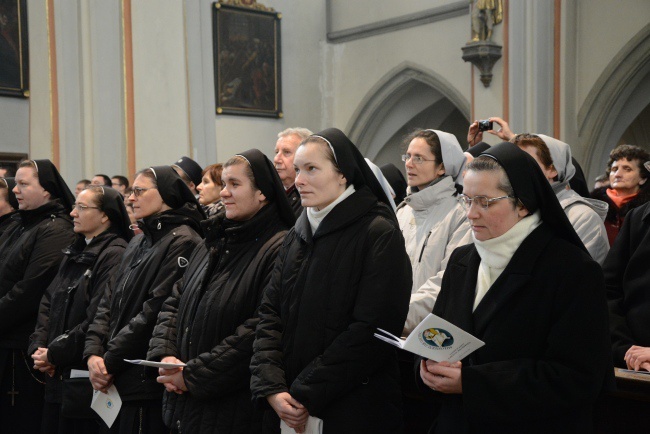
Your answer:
[0,122,648,433]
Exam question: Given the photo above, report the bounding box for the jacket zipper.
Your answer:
[418,231,432,263]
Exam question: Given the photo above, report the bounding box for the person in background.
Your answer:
[251,128,411,433]
[173,156,203,196]
[149,149,295,433]
[0,177,19,240]
[75,179,91,197]
[29,186,132,434]
[593,174,610,190]
[84,166,203,434]
[111,175,129,196]
[273,127,313,217]
[379,163,408,205]
[590,144,650,245]
[0,160,76,434]
[196,163,224,218]
[419,142,613,432]
[91,174,112,187]
[0,165,16,177]
[512,133,610,264]
[604,198,650,372]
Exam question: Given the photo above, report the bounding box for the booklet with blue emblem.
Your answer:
[374,313,484,362]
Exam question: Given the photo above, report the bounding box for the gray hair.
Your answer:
[277,127,312,141]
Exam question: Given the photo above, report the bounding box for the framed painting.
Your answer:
[0,0,29,98]
[212,1,282,118]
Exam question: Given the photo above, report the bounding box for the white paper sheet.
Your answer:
[124,359,187,369]
[91,385,122,428]
[280,416,323,434]
[69,369,90,378]
[374,313,484,362]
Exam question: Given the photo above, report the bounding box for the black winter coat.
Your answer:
[591,185,650,245]
[148,204,288,434]
[422,224,614,434]
[28,230,128,403]
[84,205,202,401]
[0,200,75,349]
[286,185,303,218]
[0,211,20,241]
[250,187,412,433]
[604,201,650,367]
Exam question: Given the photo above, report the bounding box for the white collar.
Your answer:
[307,185,356,235]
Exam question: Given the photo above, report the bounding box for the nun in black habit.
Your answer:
[250,128,412,433]
[29,186,133,434]
[84,166,204,434]
[0,159,76,434]
[0,177,19,240]
[148,149,295,434]
[418,142,613,433]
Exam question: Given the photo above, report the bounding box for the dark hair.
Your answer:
[511,133,557,181]
[402,130,443,164]
[202,164,224,187]
[466,156,520,209]
[0,166,16,177]
[93,174,112,187]
[111,175,129,189]
[77,179,91,187]
[0,179,8,201]
[606,144,650,180]
[135,168,157,186]
[223,156,259,190]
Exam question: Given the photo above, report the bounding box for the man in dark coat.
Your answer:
[604,201,650,370]
[0,160,76,434]
[273,127,313,217]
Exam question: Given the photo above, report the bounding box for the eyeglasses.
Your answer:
[73,203,100,212]
[131,186,157,197]
[401,154,436,165]
[457,194,515,210]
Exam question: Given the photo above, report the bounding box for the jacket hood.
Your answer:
[403,176,457,211]
[140,202,204,240]
[556,188,608,221]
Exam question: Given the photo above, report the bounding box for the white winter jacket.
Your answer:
[397,176,470,335]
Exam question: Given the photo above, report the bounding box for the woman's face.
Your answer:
[197,173,222,205]
[519,146,558,182]
[129,174,169,219]
[404,138,446,190]
[70,189,109,238]
[220,163,266,221]
[293,142,347,210]
[463,170,528,241]
[609,158,646,195]
[13,167,51,210]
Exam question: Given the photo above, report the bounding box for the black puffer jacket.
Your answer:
[0,200,75,349]
[250,187,412,433]
[84,204,203,401]
[148,204,288,433]
[29,230,129,403]
[0,211,20,241]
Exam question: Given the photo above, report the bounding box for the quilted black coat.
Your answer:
[148,204,288,433]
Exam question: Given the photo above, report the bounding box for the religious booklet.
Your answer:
[91,385,122,428]
[374,313,484,362]
[124,359,187,369]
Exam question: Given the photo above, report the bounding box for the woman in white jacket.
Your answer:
[397,129,471,335]
[513,133,610,264]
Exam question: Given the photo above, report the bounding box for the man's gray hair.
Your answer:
[277,127,313,141]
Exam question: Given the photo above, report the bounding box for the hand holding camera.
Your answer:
[467,117,515,146]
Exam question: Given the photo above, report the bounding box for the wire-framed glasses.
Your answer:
[131,186,157,197]
[401,154,436,165]
[73,203,100,212]
[457,194,515,210]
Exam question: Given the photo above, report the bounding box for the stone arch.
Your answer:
[345,62,470,168]
[579,24,650,181]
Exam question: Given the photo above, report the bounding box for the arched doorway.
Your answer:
[579,24,650,183]
[346,62,470,172]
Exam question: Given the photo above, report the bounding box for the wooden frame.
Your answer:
[0,0,29,98]
[212,2,282,118]
[0,152,28,174]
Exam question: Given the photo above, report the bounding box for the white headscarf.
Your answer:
[428,130,466,182]
[537,134,576,194]
[364,158,397,211]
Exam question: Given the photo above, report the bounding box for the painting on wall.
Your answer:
[212,1,282,118]
[0,0,29,98]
